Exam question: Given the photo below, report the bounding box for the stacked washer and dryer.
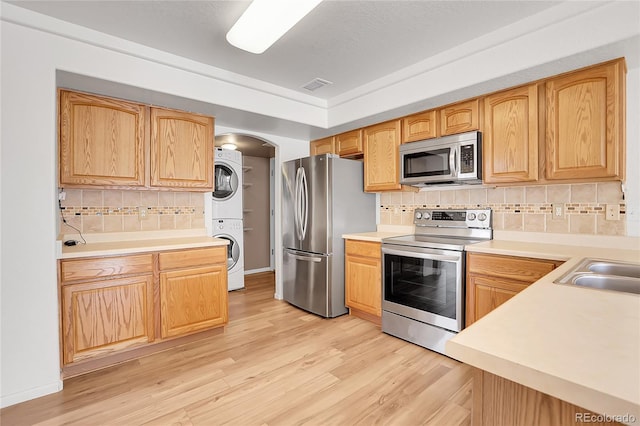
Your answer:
[212,148,245,291]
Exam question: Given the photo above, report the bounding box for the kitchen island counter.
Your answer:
[447,239,640,422]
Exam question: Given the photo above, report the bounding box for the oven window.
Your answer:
[404,148,451,177]
[384,253,458,319]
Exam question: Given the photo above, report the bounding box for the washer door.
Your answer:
[213,163,239,201]
[215,234,239,270]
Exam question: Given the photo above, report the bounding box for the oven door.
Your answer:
[382,244,464,332]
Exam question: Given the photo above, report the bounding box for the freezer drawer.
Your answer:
[282,249,347,318]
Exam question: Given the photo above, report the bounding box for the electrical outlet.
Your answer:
[606,204,620,221]
[138,206,148,220]
[58,191,66,201]
[551,203,564,220]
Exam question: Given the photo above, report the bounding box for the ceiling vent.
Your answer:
[302,78,333,92]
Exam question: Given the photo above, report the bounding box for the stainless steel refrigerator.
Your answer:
[282,154,377,317]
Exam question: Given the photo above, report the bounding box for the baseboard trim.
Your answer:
[1,379,63,408]
[244,267,273,275]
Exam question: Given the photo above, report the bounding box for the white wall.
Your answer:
[1,1,639,408]
[0,19,313,408]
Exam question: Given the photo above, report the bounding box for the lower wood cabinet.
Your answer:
[466,252,563,326]
[61,274,154,364]
[159,247,228,338]
[59,246,228,372]
[345,239,382,324]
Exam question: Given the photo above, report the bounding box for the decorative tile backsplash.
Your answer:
[380,182,626,236]
[59,189,206,233]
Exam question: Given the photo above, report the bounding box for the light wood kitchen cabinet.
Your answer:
[159,247,228,338]
[483,84,540,183]
[439,98,481,136]
[466,252,563,326]
[363,120,402,192]
[58,90,215,191]
[59,90,148,187]
[59,245,228,375]
[345,240,381,324]
[335,129,363,157]
[60,254,154,364]
[310,136,335,156]
[545,58,626,181]
[402,109,438,143]
[150,107,214,190]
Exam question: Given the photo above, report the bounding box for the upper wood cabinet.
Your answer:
[58,90,215,191]
[310,136,335,156]
[402,110,438,143]
[363,120,402,192]
[150,107,214,190]
[483,84,540,183]
[545,59,625,181]
[336,129,363,157]
[440,98,481,136]
[59,90,148,187]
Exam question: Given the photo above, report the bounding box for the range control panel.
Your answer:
[414,208,492,229]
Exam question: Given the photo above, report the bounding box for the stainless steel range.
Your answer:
[381,208,492,355]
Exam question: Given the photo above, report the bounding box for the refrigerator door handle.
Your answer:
[300,167,309,240]
[294,167,303,240]
[285,249,323,263]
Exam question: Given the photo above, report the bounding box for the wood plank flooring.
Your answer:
[1,272,472,425]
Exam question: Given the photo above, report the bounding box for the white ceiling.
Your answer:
[9,0,561,100]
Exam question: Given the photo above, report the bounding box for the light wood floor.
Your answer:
[1,272,472,426]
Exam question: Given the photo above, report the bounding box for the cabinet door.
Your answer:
[440,99,480,136]
[310,136,335,156]
[160,265,228,338]
[402,110,438,143]
[150,107,214,190]
[61,275,154,364]
[483,85,539,183]
[363,120,402,192]
[470,277,520,324]
[546,59,625,180]
[336,129,363,157]
[345,255,381,317]
[59,90,147,187]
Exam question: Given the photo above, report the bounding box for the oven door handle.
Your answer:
[382,247,461,262]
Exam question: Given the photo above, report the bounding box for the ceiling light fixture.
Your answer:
[226,0,323,54]
[221,143,238,150]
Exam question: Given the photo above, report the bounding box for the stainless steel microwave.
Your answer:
[399,131,482,186]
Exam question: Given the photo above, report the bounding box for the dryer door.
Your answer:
[215,234,240,270]
[213,163,239,201]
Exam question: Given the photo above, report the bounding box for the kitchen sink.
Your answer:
[554,258,640,295]
[586,261,640,278]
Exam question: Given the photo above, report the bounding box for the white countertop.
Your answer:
[447,239,640,420]
[58,230,228,259]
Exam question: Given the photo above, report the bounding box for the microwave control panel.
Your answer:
[460,144,475,174]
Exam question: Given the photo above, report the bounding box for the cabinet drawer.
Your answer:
[60,254,153,283]
[159,246,227,270]
[467,253,559,283]
[345,240,381,259]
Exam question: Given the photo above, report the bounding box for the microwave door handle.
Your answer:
[450,147,458,177]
